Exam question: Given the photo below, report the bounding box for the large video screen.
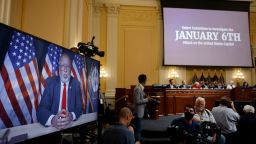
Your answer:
[0,23,99,130]
[162,0,252,67]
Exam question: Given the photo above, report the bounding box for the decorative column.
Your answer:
[104,4,120,108]
[0,0,11,25]
[62,0,86,48]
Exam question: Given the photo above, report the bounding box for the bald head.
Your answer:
[119,107,133,126]
[119,107,132,118]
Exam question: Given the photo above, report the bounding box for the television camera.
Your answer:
[77,36,105,57]
[167,121,221,144]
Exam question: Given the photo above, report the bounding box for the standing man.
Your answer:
[133,74,151,143]
[37,53,83,129]
[212,96,239,144]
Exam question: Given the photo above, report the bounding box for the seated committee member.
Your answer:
[37,54,82,129]
[192,81,201,89]
[179,80,188,89]
[167,78,176,88]
[226,80,236,89]
[241,81,250,88]
[212,96,239,144]
[102,107,135,144]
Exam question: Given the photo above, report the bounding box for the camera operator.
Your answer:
[193,97,225,144]
[169,105,200,144]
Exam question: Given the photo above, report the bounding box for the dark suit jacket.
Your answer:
[37,76,82,125]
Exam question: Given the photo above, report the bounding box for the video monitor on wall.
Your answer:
[161,0,253,67]
[0,23,99,140]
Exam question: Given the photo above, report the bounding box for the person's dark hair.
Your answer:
[184,104,194,111]
[138,74,147,84]
[243,81,249,87]
[219,96,231,107]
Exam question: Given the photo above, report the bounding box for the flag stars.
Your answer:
[12,52,16,56]
[23,59,26,63]
[16,62,20,66]
[21,42,24,47]
[19,49,23,53]
[14,45,18,49]
[18,55,22,59]
[16,39,19,43]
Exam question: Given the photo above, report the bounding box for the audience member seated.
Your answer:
[226,80,236,89]
[179,80,188,89]
[194,97,216,123]
[102,107,135,144]
[212,96,240,144]
[169,105,200,144]
[236,105,256,144]
[167,78,176,89]
[193,97,225,144]
[192,81,201,89]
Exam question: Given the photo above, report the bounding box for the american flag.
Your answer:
[71,55,93,113]
[40,44,62,96]
[0,31,39,128]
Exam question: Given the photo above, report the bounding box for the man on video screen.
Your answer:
[37,53,82,129]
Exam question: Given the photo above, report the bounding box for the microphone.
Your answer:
[91,36,95,45]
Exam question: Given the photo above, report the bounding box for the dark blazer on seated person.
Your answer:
[167,84,177,88]
[37,76,83,125]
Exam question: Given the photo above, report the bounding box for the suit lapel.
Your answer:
[54,77,61,113]
[68,77,73,111]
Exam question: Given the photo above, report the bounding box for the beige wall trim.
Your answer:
[0,0,11,24]
[251,0,256,12]
[101,0,158,7]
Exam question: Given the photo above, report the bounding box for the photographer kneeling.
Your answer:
[168,105,201,144]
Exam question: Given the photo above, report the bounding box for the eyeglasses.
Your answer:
[59,65,71,70]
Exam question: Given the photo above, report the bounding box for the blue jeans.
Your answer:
[134,117,142,141]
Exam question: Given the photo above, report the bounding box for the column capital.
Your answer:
[105,3,120,15]
[93,3,104,14]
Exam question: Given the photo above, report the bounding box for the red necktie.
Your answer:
[61,83,66,110]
